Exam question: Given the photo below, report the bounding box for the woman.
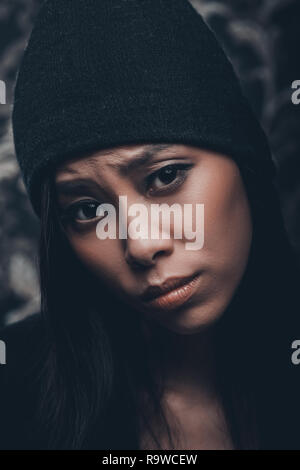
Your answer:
[0,0,300,450]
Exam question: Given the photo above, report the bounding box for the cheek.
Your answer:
[68,233,123,286]
[200,164,253,284]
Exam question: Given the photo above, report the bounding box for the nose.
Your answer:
[125,234,174,268]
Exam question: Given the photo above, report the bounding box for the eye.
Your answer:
[146,163,192,195]
[61,199,101,224]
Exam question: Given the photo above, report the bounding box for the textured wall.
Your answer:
[0,0,42,326]
[0,0,299,325]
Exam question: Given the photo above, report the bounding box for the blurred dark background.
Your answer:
[0,0,299,326]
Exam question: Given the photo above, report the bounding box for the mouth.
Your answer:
[140,272,202,311]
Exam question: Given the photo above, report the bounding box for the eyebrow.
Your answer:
[103,144,174,174]
[56,144,175,195]
[55,178,103,197]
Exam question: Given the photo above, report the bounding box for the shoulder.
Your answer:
[0,313,49,449]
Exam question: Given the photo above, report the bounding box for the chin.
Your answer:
[153,301,227,335]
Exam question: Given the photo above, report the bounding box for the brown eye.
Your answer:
[61,199,100,223]
[75,201,99,221]
[155,166,178,186]
[146,163,192,194]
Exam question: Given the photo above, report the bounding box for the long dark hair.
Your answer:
[36,154,300,450]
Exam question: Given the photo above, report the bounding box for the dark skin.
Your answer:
[55,143,253,449]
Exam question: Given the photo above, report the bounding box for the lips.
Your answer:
[140,272,201,310]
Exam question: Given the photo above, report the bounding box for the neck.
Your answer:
[142,319,219,402]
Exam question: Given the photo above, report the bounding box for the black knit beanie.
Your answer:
[12,0,276,216]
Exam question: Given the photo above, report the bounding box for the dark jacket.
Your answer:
[1,313,300,450]
[0,313,50,449]
[0,313,138,450]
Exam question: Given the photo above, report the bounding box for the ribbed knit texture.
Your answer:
[12,0,276,216]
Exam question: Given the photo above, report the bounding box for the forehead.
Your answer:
[55,143,191,179]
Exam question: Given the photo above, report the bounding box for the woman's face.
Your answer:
[55,144,252,334]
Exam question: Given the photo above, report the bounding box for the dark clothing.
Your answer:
[1,313,300,450]
[0,314,49,449]
[12,0,275,216]
[0,314,139,450]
